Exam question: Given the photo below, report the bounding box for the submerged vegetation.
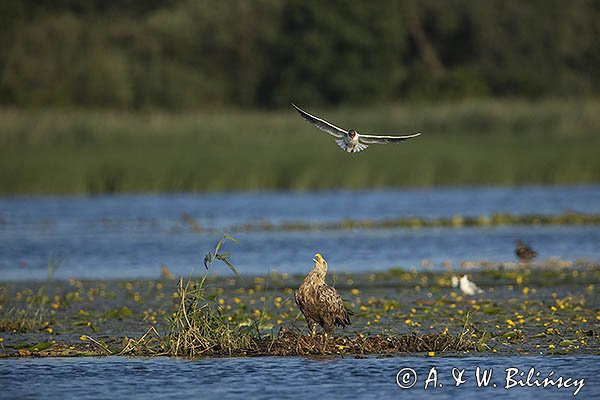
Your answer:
[0,262,598,358]
[1,98,600,194]
[1,237,598,358]
[223,211,600,233]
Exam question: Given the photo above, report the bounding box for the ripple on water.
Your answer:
[0,356,598,399]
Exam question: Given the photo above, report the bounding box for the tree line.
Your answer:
[0,0,598,109]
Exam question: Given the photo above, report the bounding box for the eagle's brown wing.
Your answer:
[318,284,352,327]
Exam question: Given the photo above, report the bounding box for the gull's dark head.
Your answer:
[348,129,357,139]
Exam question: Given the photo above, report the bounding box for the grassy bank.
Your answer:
[1,98,599,194]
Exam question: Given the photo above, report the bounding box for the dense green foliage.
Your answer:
[1,0,598,109]
[1,99,598,194]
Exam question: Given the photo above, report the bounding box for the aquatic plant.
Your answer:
[0,256,63,332]
[167,235,262,356]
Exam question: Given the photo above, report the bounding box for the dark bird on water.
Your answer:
[292,103,421,153]
[295,254,352,335]
[515,240,537,262]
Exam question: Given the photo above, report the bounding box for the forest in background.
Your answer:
[0,0,598,110]
[1,1,599,193]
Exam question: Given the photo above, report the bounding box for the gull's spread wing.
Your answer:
[358,132,421,145]
[292,103,346,138]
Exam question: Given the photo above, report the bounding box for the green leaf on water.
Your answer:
[559,339,576,346]
[31,342,54,351]
[15,342,54,351]
[483,306,503,314]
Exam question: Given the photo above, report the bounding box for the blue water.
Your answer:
[1,185,599,281]
[0,356,597,399]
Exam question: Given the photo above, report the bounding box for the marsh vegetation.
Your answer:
[1,262,598,358]
[1,98,599,194]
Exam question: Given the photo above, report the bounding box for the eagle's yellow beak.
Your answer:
[313,253,323,263]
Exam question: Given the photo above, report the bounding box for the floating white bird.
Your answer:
[453,274,484,296]
[292,103,421,153]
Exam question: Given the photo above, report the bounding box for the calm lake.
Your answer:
[1,185,600,281]
[0,355,597,399]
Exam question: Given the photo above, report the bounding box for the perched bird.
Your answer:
[160,264,174,280]
[453,274,484,296]
[451,276,459,288]
[295,254,352,335]
[292,103,421,153]
[515,240,537,262]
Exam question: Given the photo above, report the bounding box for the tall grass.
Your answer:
[1,98,599,194]
[167,235,262,357]
[0,256,62,332]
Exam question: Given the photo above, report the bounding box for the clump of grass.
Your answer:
[0,257,63,332]
[167,235,263,357]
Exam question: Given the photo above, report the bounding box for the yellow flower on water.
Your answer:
[548,344,555,349]
[443,327,449,335]
[428,351,435,357]
[506,319,515,327]
[218,298,225,305]
[234,297,241,304]
[46,327,53,334]
[80,335,87,341]
[405,319,412,325]
[351,288,360,295]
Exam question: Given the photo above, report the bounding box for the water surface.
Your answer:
[1,185,599,281]
[0,356,596,399]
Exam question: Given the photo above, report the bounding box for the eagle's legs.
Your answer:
[306,319,317,336]
[323,321,335,337]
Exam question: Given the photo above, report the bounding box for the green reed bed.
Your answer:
[214,212,600,233]
[1,98,599,194]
